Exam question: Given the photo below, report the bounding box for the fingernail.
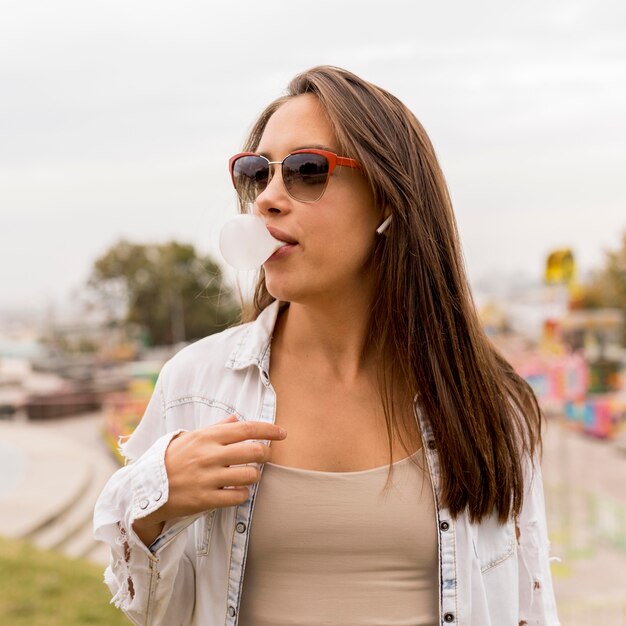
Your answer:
[278,427,287,437]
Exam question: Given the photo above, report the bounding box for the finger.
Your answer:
[209,419,287,446]
[218,440,273,466]
[211,486,250,508]
[214,464,262,488]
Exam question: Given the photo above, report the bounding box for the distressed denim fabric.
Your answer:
[93,299,561,626]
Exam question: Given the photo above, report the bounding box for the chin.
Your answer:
[264,273,314,304]
[264,282,297,303]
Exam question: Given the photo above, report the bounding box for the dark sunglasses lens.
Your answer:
[282,153,330,201]
[232,156,270,202]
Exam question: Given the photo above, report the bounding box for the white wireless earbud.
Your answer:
[376,215,392,235]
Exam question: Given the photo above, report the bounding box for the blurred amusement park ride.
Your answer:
[483,248,626,444]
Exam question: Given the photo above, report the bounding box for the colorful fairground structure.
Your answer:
[484,248,626,440]
[101,360,162,463]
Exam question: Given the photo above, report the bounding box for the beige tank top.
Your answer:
[237,447,438,626]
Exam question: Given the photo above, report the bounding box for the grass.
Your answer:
[0,537,130,626]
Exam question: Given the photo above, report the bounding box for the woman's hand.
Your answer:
[132,415,286,546]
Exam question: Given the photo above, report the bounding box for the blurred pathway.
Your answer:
[0,437,26,500]
[542,418,626,625]
[0,412,118,564]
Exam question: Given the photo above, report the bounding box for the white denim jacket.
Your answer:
[93,299,561,626]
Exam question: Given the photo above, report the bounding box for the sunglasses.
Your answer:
[229,149,362,204]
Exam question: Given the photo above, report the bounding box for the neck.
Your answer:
[272,289,377,385]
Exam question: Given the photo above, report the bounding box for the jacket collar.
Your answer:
[225,299,287,376]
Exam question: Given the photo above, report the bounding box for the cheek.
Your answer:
[325,202,378,253]
[297,188,379,268]
[309,222,376,271]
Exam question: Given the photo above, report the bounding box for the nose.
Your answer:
[253,162,291,217]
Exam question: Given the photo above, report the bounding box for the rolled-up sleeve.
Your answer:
[517,452,561,625]
[93,364,199,625]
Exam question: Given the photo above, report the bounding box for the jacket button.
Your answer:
[236,522,246,533]
[444,612,455,622]
[139,499,149,510]
[440,521,450,531]
[427,440,436,450]
[228,606,236,617]
[154,491,163,502]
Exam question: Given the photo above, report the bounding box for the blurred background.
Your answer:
[1,1,625,624]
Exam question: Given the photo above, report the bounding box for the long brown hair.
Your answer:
[238,65,542,524]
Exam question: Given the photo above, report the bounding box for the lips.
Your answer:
[266,226,299,245]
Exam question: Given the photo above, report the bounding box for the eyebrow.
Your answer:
[257,144,338,159]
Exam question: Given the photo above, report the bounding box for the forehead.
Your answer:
[257,94,338,155]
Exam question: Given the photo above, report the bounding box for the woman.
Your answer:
[94,66,560,625]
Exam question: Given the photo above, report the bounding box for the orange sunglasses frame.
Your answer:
[229,148,363,202]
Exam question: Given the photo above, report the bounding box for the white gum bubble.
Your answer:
[219,214,285,271]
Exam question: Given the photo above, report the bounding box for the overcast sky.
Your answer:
[1,0,625,314]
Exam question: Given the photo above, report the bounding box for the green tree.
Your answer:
[87,240,240,345]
